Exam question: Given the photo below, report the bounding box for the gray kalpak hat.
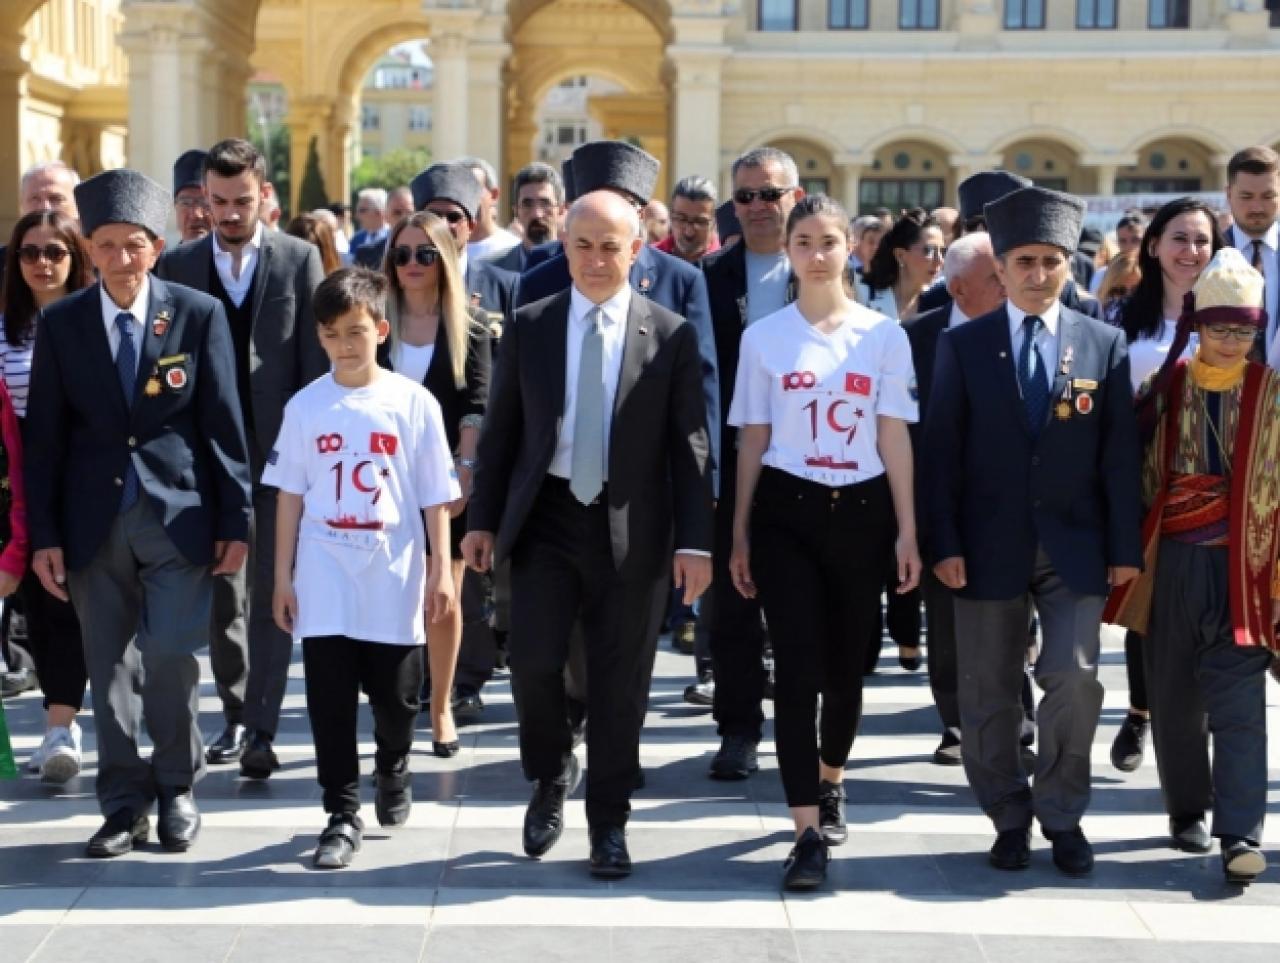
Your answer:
[75,168,170,238]
[561,158,577,204]
[172,149,207,196]
[410,162,483,220]
[958,170,1032,223]
[570,140,659,204]
[984,186,1087,258]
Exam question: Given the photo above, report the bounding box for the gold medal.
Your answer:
[1055,400,1072,421]
[144,377,162,397]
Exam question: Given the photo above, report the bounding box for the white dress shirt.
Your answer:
[1006,299,1061,393]
[548,285,630,481]
[1232,222,1279,346]
[212,221,264,307]
[947,302,970,328]
[99,277,149,373]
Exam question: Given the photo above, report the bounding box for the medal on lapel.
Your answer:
[1060,344,1074,376]
[1075,392,1094,415]
[152,310,170,338]
[638,276,652,296]
[165,367,188,390]
[1054,381,1072,421]
[144,366,162,398]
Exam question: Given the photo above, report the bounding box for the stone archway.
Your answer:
[504,0,671,196]
[1118,135,1220,194]
[998,138,1084,194]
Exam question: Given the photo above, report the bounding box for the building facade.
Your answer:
[4,0,1280,230]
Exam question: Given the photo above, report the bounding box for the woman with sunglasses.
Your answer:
[0,211,93,783]
[729,195,920,890]
[1105,199,1223,777]
[1105,247,1278,884]
[381,212,490,757]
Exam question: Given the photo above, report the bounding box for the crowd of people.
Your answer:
[0,134,1277,892]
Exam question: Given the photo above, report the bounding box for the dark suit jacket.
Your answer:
[465,258,517,331]
[902,304,952,561]
[377,306,491,452]
[25,279,252,570]
[487,243,528,275]
[515,244,720,481]
[520,240,562,274]
[154,230,327,457]
[922,304,1142,599]
[918,275,1102,319]
[353,237,386,269]
[1223,226,1277,354]
[468,287,714,582]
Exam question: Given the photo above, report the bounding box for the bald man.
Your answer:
[464,191,714,879]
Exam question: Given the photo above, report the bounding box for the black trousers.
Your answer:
[507,477,665,829]
[751,468,894,807]
[708,483,767,741]
[1144,540,1272,844]
[18,568,87,711]
[1123,629,1149,713]
[920,568,960,730]
[302,635,423,815]
[864,560,922,673]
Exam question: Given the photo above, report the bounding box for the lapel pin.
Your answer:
[1060,344,1074,375]
[165,367,188,391]
[638,325,649,335]
[639,277,652,294]
[999,351,1007,359]
[152,311,170,337]
[470,292,482,306]
[144,376,162,397]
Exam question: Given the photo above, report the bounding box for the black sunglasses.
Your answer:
[18,244,70,265]
[733,186,796,205]
[391,244,440,268]
[430,210,467,225]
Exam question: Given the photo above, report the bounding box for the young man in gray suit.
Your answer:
[155,139,328,779]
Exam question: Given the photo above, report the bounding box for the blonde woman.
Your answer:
[382,212,491,756]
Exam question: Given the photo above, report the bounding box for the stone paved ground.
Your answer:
[1,624,1278,962]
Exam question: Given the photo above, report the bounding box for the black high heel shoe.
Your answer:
[897,646,922,672]
[433,740,460,758]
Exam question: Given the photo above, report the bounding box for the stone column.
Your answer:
[327,101,355,206]
[427,1,480,165]
[0,41,27,236]
[667,10,731,184]
[466,38,511,175]
[1081,154,1135,197]
[835,156,866,215]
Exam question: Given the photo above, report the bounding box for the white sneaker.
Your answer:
[25,738,48,773]
[39,724,82,784]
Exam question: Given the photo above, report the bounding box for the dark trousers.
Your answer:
[507,478,665,829]
[864,562,922,673]
[751,469,893,807]
[18,568,87,711]
[921,568,960,730]
[302,635,423,816]
[708,486,766,741]
[1123,629,1149,713]
[1144,540,1272,845]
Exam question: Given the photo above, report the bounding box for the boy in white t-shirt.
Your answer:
[263,268,459,869]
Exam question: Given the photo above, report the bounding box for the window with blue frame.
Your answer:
[900,0,939,30]
[759,0,796,31]
[829,0,869,29]
[1148,0,1190,28]
[1005,0,1045,29]
[1077,0,1117,28]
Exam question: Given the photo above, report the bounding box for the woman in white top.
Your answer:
[728,195,921,890]
[381,211,490,758]
[854,208,944,322]
[1106,197,1221,775]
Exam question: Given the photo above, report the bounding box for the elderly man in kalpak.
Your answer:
[1105,247,1279,885]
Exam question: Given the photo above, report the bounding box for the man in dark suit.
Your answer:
[351,185,413,269]
[155,139,327,778]
[25,169,251,858]
[171,150,211,243]
[902,230,1004,767]
[1222,145,1280,364]
[487,162,565,275]
[462,190,714,878]
[408,162,517,335]
[923,186,1142,878]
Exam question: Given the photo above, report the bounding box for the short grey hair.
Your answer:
[20,160,79,193]
[356,188,387,210]
[671,175,717,206]
[851,215,884,239]
[731,147,799,188]
[457,156,499,191]
[513,161,564,205]
[944,231,994,289]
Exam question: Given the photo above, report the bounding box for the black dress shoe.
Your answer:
[240,732,280,780]
[206,723,249,765]
[1169,815,1212,854]
[589,824,632,879]
[86,810,149,858]
[1110,712,1149,773]
[1045,826,1094,877]
[782,827,829,891]
[374,768,412,827]
[709,735,759,780]
[157,787,201,852]
[523,754,581,858]
[1222,837,1267,884]
[314,813,363,869]
[932,728,962,766]
[989,828,1031,870]
[451,685,484,722]
[817,780,847,846]
[897,646,922,672]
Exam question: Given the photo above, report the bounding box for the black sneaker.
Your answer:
[932,728,962,766]
[1110,712,1149,773]
[817,780,847,846]
[709,734,759,780]
[313,813,363,869]
[782,827,829,891]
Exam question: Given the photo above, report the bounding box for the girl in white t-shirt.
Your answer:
[727,195,922,891]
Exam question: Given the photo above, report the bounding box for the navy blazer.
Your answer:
[465,258,517,332]
[25,278,252,570]
[515,243,721,481]
[520,240,562,274]
[922,303,1142,599]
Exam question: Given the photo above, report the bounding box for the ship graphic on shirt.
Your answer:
[326,513,385,531]
[803,453,859,471]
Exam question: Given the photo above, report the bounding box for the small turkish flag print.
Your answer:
[370,432,399,456]
[845,373,872,396]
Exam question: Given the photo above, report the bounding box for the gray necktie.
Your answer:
[569,307,605,505]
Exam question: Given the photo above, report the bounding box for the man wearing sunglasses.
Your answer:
[155,139,328,780]
[172,150,211,243]
[409,162,517,334]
